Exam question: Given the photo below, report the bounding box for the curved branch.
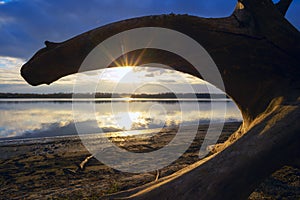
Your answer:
[20,1,300,199]
[20,12,300,127]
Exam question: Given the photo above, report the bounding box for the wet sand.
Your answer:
[0,122,299,199]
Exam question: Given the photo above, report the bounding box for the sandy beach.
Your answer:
[0,122,299,199]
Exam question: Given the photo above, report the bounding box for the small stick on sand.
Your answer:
[79,155,94,171]
[155,169,159,181]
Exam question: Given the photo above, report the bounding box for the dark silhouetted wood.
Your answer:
[276,0,293,16]
[20,0,300,199]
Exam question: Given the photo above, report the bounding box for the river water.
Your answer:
[0,98,242,140]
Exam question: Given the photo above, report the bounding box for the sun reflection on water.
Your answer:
[0,101,242,139]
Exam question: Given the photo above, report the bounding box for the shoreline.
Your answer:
[0,121,239,146]
[0,122,240,198]
[0,122,298,199]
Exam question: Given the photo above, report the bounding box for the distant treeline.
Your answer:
[0,93,228,99]
[130,93,228,99]
[0,93,115,98]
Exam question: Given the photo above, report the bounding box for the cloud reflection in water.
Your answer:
[0,100,242,140]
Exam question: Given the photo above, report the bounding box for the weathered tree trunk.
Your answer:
[20,0,300,199]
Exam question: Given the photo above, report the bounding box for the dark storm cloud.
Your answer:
[0,0,299,59]
[0,0,238,59]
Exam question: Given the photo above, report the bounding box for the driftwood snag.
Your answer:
[20,0,299,199]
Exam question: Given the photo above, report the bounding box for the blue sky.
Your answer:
[0,0,299,94]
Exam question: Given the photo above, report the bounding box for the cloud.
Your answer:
[0,56,25,84]
[0,0,241,59]
[0,0,299,59]
[0,56,78,91]
[0,0,13,5]
[0,56,24,68]
[0,56,222,94]
[157,79,177,83]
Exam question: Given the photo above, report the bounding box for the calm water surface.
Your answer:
[0,99,242,140]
